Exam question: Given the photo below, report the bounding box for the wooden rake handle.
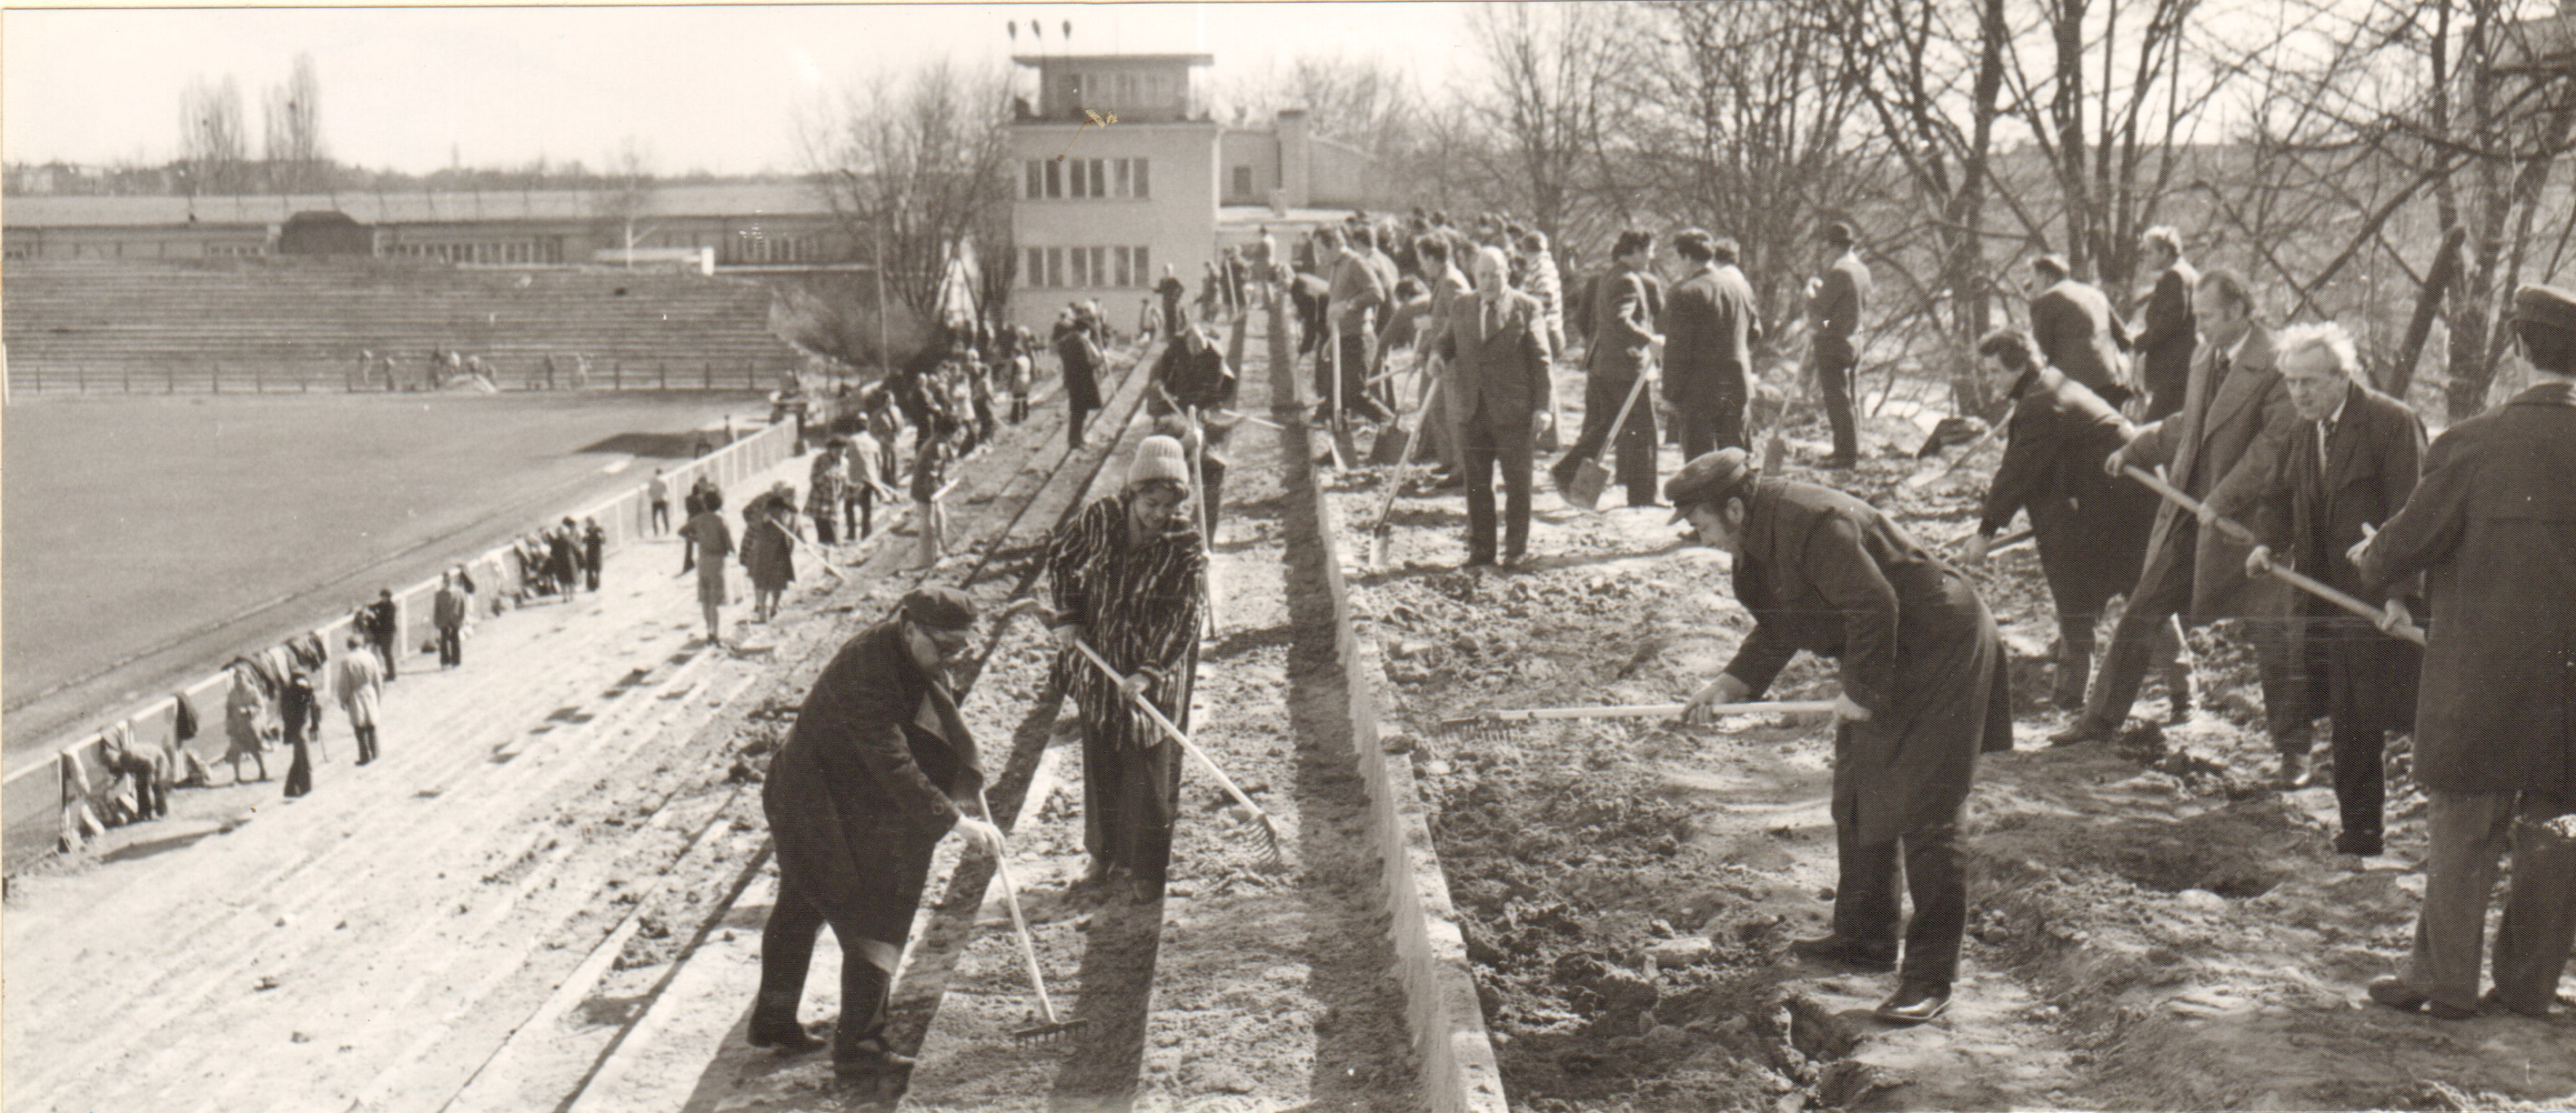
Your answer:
[2120,465,2426,647]
[1070,639,1269,821]
[976,786,1064,1026]
[1476,699,1838,723]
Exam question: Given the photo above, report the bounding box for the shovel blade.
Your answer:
[1367,424,1413,467]
[1563,458,1610,511]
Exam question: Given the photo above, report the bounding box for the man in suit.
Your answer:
[1412,236,1474,485]
[2131,226,2198,420]
[2352,285,2576,1020]
[1553,229,1663,505]
[1807,222,1872,467]
[2056,269,2308,774]
[1444,246,1554,568]
[1663,229,1765,458]
[2244,323,2424,857]
[1672,448,2010,1025]
[2026,253,2134,409]
[1963,328,2167,710]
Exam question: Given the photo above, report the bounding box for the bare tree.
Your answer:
[179,75,248,196]
[263,53,327,195]
[1464,2,1636,252]
[801,59,1016,357]
[592,136,659,264]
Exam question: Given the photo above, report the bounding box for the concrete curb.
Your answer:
[1273,299,1508,1113]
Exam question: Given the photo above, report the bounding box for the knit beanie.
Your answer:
[1127,436,1192,490]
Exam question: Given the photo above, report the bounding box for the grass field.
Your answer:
[2,391,760,757]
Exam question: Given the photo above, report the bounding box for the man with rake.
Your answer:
[1044,436,1208,905]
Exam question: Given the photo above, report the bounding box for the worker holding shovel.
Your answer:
[1670,448,2010,1026]
[1044,436,1207,905]
[747,587,1004,1079]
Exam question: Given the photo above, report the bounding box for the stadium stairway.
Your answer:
[3,257,809,393]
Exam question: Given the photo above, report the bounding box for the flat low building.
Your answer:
[1006,51,1383,333]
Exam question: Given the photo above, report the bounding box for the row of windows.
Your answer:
[386,240,565,265]
[1060,71,1183,112]
[1024,245,1151,289]
[1025,157,1150,201]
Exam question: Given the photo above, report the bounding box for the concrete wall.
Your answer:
[1308,135,1378,210]
[1218,130,1281,206]
[1006,120,1220,334]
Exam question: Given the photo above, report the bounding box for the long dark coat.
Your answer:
[1663,263,1763,416]
[2355,381,2576,798]
[2120,325,2300,621]
[2275,380,2425,737]
[763,618,982,969]
[1055,326,1104,413]
[1980,364,2158,616]
[2028,278,2134,406]
[2132,261,2199,419]
[1722,478,2012,846]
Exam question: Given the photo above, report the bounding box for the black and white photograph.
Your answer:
[3,1,2572,1109]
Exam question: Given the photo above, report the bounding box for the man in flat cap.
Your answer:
[1670,448,2011,1024]
[2350,284,2576,1021]
[1046,436,1208,903]
[748,586,1005,1078]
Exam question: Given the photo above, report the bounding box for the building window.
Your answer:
[1047,247,1065,288]
[1067,158,1087,198]
[1232,165,1253,199]
[1044,159,1062,199]
[1026,160,1044,200]
[1132,158,1150,199]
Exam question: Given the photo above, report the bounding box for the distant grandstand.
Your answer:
[4,256,813,394]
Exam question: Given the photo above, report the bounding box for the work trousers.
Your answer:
[284,736,314,798]
[1461,398,1535,563]
[437,626,462,668]
[1815,352,1859,462]
[2297,615,2410,839]
[1559,369,1660,503]
[1675,384,1748,459]
[2400,789,2576,1013]
[2086,526,2303,747]
[353,724,379,765]
[1833,811,1967,986]
[846,486,874,539]
[1315,328,1393,424]
[753,866,898,1054]
[1423,369,1464,476]
[372,636,398,682]
[650,500,670,534]
[1069,399,1094,450]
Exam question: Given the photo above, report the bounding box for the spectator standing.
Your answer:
[582,518,606,592]
[1055,313,1106,450]
[681,487,735,647]
[1806,222,1873,468]
[365,589,401,683]
[1444,246,1554,569]
[336,633,385,765]
[282,670,319,798]
[1663,230,1764,457]
[649,469,672,535]
[1553,229,1663,506]
[681,478,712,574]
[223,667,274,783]
[433,571,468,668]
[847,430,884,540]
[2130,226,2199,421]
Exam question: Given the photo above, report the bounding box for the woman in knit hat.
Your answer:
[1042,435,1207,903]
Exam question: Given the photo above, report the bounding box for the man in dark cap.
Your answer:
[2350,284,2576,1021]
[1670,448,2011,1025]
[748,586,1005,1075]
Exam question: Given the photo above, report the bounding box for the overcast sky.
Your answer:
[2,3,1482,175]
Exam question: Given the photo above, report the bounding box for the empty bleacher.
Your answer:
[4,256,810,393]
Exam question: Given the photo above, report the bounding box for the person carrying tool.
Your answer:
[1670,448,2010,1025]
[2350,285,2576,1021]
[748,587,1005,1076]
[1044,436,1207,904]
[2242,323,2425,857]
[1962,328,2173,712]
[1552,229,1663,505]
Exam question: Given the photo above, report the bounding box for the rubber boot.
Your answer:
[2490,813,2576,1013]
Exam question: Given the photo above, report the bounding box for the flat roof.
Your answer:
[1011,53,1213,66]
[4,182,832,230]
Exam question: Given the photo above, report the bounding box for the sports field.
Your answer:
[2,391,760,758]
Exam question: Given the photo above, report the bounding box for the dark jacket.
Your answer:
[763,618,982,961]
[1980,365,2158,611]
[1585,267,1661,379]
[2354,381,2576,797]
[2028,278,2133,406]
[1664,263,1762,411]
[1443,289,1553,423]
[1151,325,1238,414]
[2133,261,2198,418]
[2121,324,2300,621]
[1808,252,1870,367]
[1722,478,2012,845]
[2272,379,2425,736]
[1054,326,1104,412]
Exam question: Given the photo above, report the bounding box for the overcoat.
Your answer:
[2277,379,2424,737]
[2118,324,2299,621]
[2132,261,2199,417]
[763,618,982,970]
[1808,253,1870,368]
[741,515,797,593]
[1981,365,2158,614]
[1054,327,1104,414]
[1663,263,1762,414]
[1585,267,1661,379]
[2028,278,2133,406]
[1722,478,2012,846]
[2354,381,2576,798]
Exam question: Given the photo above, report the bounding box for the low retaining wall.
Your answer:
[1271,296,1508,1113]
[3,418,799,872]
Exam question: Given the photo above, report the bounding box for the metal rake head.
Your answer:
[1011,1016,1092,1046]
[1229,807,1291,873]
[1435,715,1529,749]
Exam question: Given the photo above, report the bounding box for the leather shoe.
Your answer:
[1463,553,1496,570]
[1787,933,1897,972]
[1874,980,1951,1025]
[832,1038,918,1078]
[2276,748,2313,790]
[2048,717,2114,748]
[2368,976,2478,1019]
[2481,989,2554,1018]
[748,1022,827,1056]
[2334,830,2383,857]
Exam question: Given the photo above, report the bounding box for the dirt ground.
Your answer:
[1326,363,2575,1112]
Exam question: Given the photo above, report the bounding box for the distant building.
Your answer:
[1005,51,1382,332]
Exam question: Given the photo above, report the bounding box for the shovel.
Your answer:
[1564,363,1655,511]
[1068,638,1289,873]
[1902,419,1999,490]
[1325,323,1360,470]
[976,785,1090,1046]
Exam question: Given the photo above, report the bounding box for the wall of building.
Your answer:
[1308,136,1380,210]
[3,224,271,260]
[5,213,847,266]
[1006,120,1220,333]
[1219,130,1281,206]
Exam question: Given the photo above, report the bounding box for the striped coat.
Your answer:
[1046,494,1206,750]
